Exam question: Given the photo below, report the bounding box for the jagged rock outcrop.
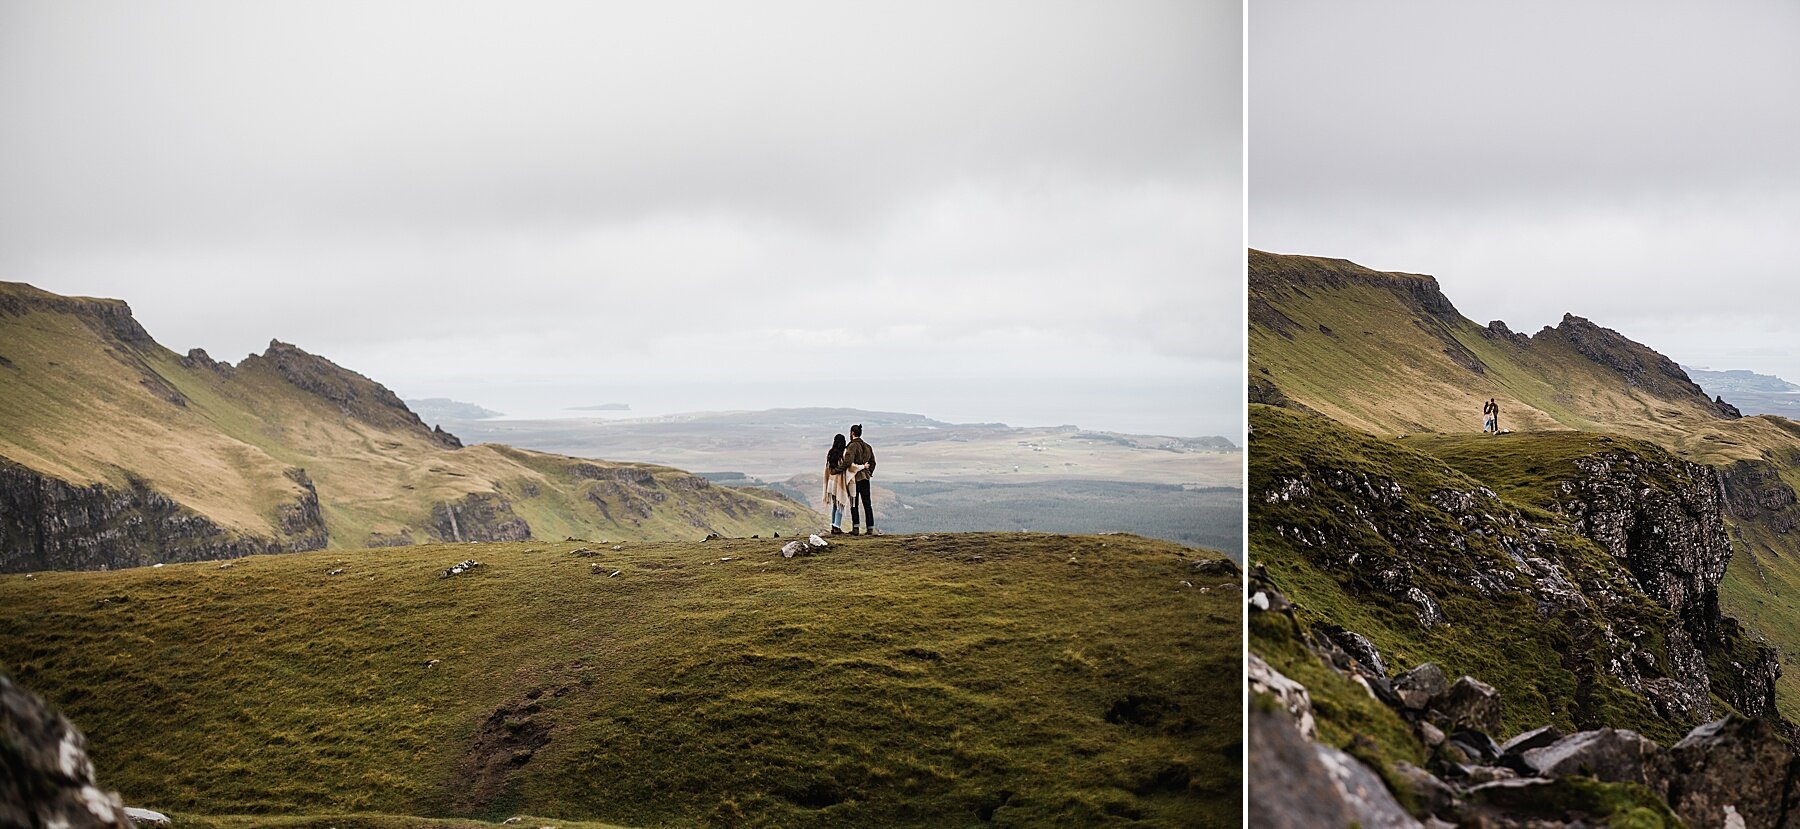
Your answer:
[429,492,531,543]
[240,340,462,448]
[1545,447,1733,721]
[1537,314,1737,418]
[1482,320,1531,347]
[178,347,231,372]
[0,458,327,572]
[1,672,134,828]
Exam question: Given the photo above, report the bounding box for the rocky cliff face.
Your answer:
[1543,449,1735,722]
[428,492,531,543]
[1249,249,1461,319]
[0,282,154,347]
[0,458,326,572]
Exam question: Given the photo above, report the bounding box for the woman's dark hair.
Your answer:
[828,434,847,467]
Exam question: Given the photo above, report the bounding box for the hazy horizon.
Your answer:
[1,1,1241,440]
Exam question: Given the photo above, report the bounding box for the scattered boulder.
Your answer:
[0,673,134,828]
[781,540,811,558]
[439,559,481,578]
[1498,725,1564,757]
[1445,729,1502,764]
[1668,715,1798,829]
[1430,676,1501,733]
[1192,557,1240,577]
[568,548,599,557]
[808,534,828,547]
[123,807,170,825]
[1248,653,1316,739]
[1312,738,1425,828]
[1417,720,1446,748]
[1325,627,1388,676]
[328,567,347,576]
[1458,765,1518,785]
[1519,728,1672,794]
[1390,761,1459,821]
[1392,663,1448,711]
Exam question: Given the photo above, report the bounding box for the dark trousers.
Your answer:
[850,478,874,529]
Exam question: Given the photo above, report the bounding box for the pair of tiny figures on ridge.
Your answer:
[1482,398,1502,434]
[821,424,877,535]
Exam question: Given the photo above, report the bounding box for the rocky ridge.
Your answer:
[0,281,815,570]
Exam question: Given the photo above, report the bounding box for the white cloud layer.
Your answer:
[1253,0,1800,384]
[1,0,1241,437]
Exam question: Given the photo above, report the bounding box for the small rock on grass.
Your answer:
[125,807,171,825]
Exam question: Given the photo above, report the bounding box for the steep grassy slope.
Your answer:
[0,281,809,569]
[1249,249,1736,443]
[0,532,1238,828]
[1250,249,1800,722]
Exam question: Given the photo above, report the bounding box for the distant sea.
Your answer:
[401,377,1238,439]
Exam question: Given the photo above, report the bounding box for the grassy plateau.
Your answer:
[1,531,1238,828]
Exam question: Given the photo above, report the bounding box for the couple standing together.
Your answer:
[822,424,877,535]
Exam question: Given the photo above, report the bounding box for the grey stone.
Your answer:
[0,673,134,828]
[1430,676,1501,733]
[1248,653,1315,738]
[1499,725,1564,756]
[1390,761,1459,820]
[1248,704,1361,829]
[1392,662,1449,710]
[1417,720,1446,748]
[1520,728,1671,796]
[1668,715,1797,829]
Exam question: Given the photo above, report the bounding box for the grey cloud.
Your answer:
[0,0,1241,437]
[1253,0,1800,384]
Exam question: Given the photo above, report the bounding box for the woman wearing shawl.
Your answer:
[823,434,854,534]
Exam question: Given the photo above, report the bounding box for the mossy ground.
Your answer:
[0,532,1237,828]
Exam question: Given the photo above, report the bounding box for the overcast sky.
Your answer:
[1253,1,1800,382]
[0,1,1240,437]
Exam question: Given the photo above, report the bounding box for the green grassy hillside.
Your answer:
[1249,250,1736,445]
[0,532,1239,828]
[0,281,809,567]
[1250,249,1800,723]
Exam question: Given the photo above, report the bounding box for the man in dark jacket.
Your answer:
[843,424,877,535]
